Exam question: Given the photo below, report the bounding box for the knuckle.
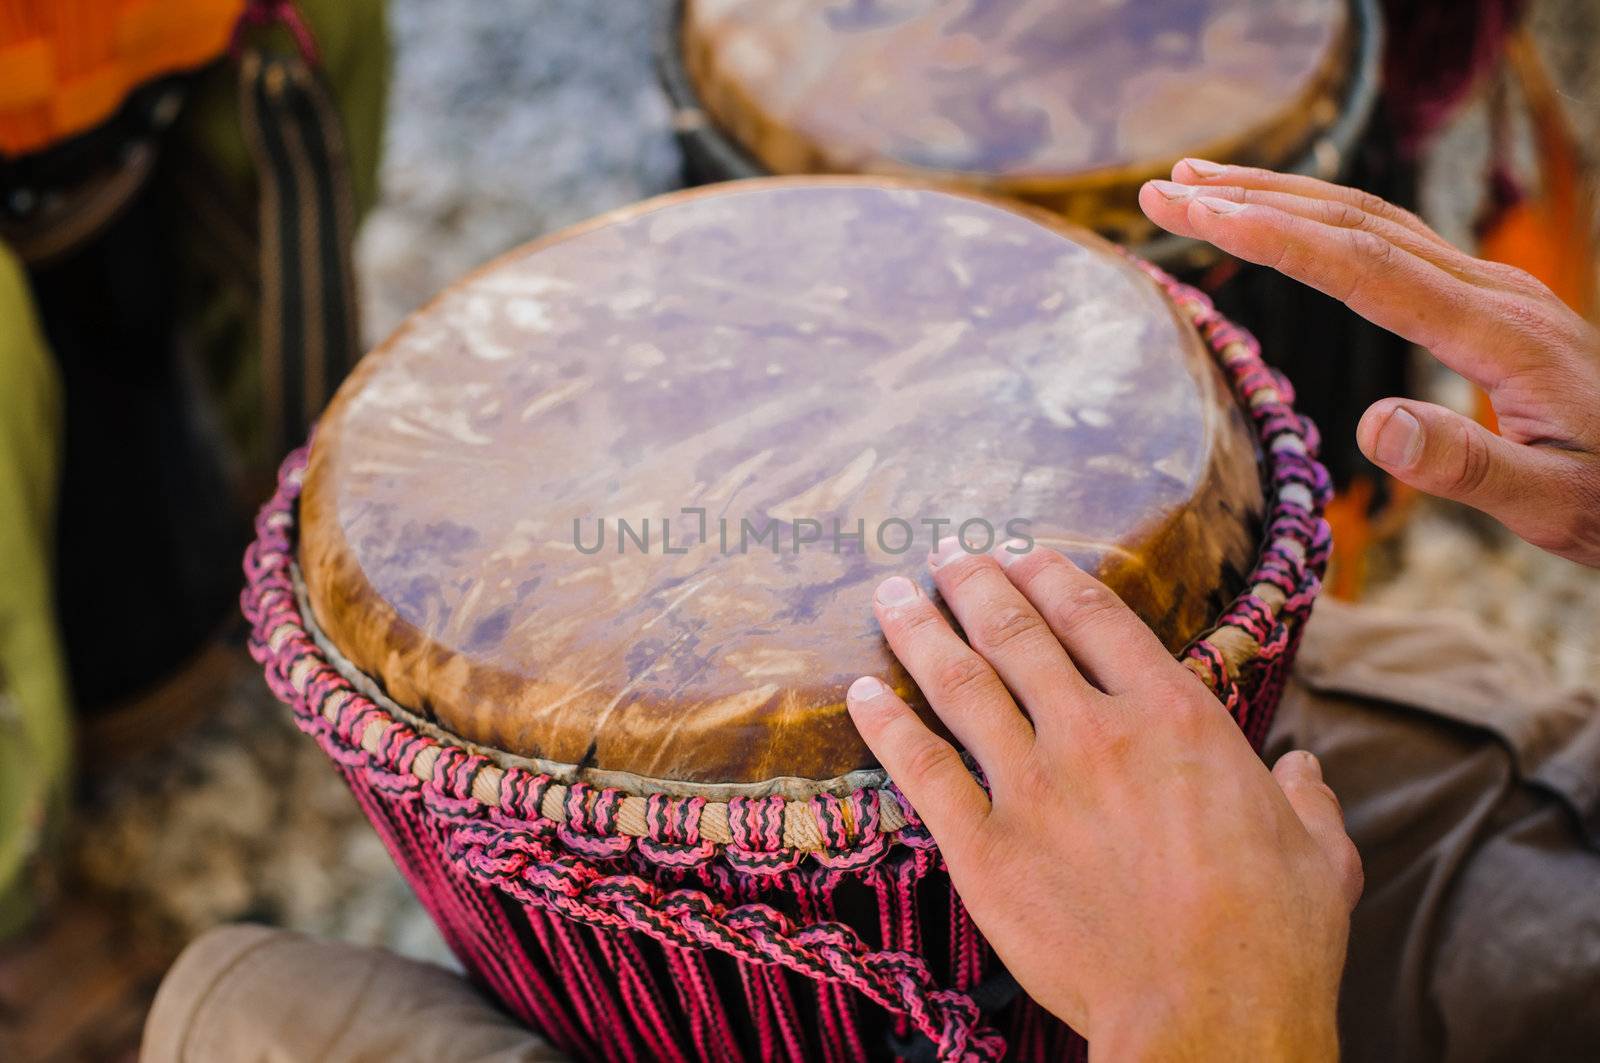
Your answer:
[1477,258,1528,287]
[938,555,991,592]
[1009,755,1060,803]
[1349,186,1397,221]
[898,735,961,788]
[1286,775,1339,809]
[972,604,1046,653]
[1480,259,1557,301]
[1161,689,1224,734]
[1047,580,1122,635]
[1267,228,1304,275]
[933,654,997,703]
[1491,293,1574,354]
[1075,709,1136,763]
[1320,199,1370,230]
[894,603,945,639]
[1443,423,1493,496]
[1346,228,1397,271]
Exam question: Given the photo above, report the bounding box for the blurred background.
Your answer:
[0,0,1597,1058]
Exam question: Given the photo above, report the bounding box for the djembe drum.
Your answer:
[244,179,1330,1061]
[660,0,1380,268]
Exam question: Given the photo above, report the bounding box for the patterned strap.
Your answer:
[238,38,360,462]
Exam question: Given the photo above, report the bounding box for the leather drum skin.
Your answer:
[679,0,1352,245]
[299,179,1265,788]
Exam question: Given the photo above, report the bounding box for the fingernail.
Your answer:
[1182,158,1227,177]
[993,539,1030,567]
[875,576,920,607]
[1374,407,1424,468]
[848,675,889,702]
[928,537,966,568]
[1196,196,1247,216]
[1296,750,1323,779]
[1148,179,1196,201]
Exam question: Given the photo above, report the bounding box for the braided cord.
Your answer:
[449,822,1004,1061]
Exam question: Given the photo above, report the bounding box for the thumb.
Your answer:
[1273,751,1364,911]
[1357,398,1562,532]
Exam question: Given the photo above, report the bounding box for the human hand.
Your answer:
[1139,160,1600,567]
[847,543,1363,1059]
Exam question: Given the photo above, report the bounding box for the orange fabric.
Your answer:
[1477,33,1596,319]
[0,0,245,157]
[1324,475,1374,601]
[1473,30,1596,436]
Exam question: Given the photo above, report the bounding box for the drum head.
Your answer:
[300,180,1264,786]
[680,0,1352,238]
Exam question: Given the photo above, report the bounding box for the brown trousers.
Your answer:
[143,602,1600,1062]
[1268,600,1600,1062]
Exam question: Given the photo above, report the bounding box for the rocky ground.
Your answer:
[9,1,1599,1057]
[356,0,682,343]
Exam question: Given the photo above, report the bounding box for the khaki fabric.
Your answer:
[141,925,567,1063]
[1267,600,1600,1063]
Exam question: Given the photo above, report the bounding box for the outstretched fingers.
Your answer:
[1138,185,1510,388]
[926,539,1097,717]
[1169,158,1453,250]
[1142,179,1479,282]
[846,675,991,844]
[869,575,1036,768]
[994,544,1184,696]
[1139,159,1600,566]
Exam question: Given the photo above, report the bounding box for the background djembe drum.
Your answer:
[661,0,1380,266]
[244,180,1331,1061]
[657,0,1396,586]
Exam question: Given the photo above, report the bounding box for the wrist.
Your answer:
[1085,980,1339,1062]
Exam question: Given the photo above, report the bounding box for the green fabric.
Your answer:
[0,243,70,939]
